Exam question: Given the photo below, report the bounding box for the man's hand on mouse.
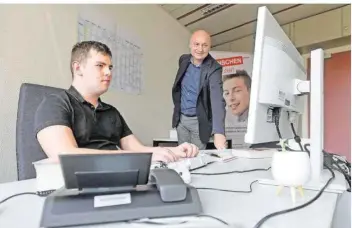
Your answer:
[151,147,178,163]
[151,143,199,163]
[172,142,199,158]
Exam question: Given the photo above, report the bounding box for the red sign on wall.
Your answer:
[216,56,243,67]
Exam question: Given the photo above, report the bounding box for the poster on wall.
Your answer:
[77,14,144,95]
[210,51,253,149]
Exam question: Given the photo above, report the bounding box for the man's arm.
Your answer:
[34,95,135,161]
[37,123,198,162]
[120,134,153,152]
[117,112,174,154]
[116,112,152,153]
[35,94,198,162]
[117,111,198,160]
[209,67,226,135]
[120,135,198,160]
[37,125,132,161]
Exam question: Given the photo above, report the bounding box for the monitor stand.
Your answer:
[257,49,347,195]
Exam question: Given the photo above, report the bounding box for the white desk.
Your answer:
[152,138,233,149]
[0,157,343,228]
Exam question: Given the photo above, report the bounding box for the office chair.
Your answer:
[16,83,65,180]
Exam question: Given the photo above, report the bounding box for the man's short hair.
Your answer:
[70,41,112,78]
[222,70,251,90]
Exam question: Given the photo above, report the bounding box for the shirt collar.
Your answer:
[67,86,85,103]
[67,86,110,110]
[190,57,202,68]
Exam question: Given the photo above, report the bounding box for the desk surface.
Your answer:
[0,156,342,228]
[153,138,179,142]
[153,138,232,143]
[153,138,222,142]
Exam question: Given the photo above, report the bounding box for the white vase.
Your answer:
[271,151,311,187]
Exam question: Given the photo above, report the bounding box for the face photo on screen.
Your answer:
[223,70,251,122]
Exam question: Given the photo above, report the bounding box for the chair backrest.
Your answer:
[16,83,65,180]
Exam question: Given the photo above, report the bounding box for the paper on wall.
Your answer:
[78,16,143,94]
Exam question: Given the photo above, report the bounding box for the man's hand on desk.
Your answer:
[172,142,199,158]
[213,134,227,150]
[151,143,199,163]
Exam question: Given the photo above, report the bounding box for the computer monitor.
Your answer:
[245,6,306,146]
[59,153,152,193]
[245,6,346,192]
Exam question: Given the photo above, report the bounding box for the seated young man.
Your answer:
[34,41,199,163]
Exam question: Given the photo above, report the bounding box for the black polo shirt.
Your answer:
[34,86,133,150]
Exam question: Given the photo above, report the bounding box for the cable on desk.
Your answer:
[0,192,38,205]
[325,151,351,191]
[191,167,271,175]
[303,143,311,156]
[252,164,335,228]
[128,214,231,227]
[196,180,258,193]
[305,143,351,192]
[197,214,230,226]
[189,161,217,172]
[128,219,188,225]
[332,162,351,191]
[189,157,272,173]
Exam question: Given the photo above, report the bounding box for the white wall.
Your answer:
[0,4,191,183]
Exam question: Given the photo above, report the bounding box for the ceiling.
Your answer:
[160,4,349,48]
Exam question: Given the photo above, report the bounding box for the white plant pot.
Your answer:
[271,151,311,187]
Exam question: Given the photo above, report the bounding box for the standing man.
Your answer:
[172,30,227,150]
